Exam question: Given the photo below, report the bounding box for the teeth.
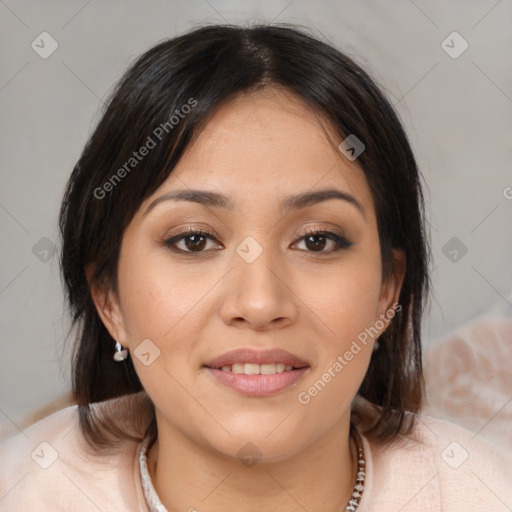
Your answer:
[244,363,260,375]
[219,363,297,375]
[232,363,245,374]
[261,363,278,375]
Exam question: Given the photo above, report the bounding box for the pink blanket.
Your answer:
[424,299,512,452]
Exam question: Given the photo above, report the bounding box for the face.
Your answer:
[94,88,404,463]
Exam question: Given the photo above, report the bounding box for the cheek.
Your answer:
[116,249,204,406]
[309,255,383,345]
[117,247,211,340]
[295,266,381,430]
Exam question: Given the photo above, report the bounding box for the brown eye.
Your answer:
[294,230,352,253]
[164,230,223,253]
[305,233,328,251]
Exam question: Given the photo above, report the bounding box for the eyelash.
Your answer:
[163,227,352,255]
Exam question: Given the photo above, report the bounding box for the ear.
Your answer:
[85,263,130,347]
[376,249,406,323]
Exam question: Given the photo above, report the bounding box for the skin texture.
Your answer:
[91,87,405,511]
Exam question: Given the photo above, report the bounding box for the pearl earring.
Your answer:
[113,341,128,362]
[373,340,380,352]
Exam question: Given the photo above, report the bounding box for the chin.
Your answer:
[208,419,309,460]
[214,435,307,467]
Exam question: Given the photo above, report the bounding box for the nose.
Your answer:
[219,241,299,331]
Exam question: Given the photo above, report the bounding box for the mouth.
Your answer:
[203,348,310,397]
[206,362,308,374]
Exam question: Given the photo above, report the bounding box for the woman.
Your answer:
[0,23,510,511]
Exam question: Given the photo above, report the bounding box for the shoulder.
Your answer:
[0,392,150,511]
[363,414,512,511]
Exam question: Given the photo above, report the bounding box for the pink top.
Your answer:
[1,391,511,511]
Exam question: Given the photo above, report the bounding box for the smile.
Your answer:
[204,365,310,397]
[203,347,310,396]
[214,363,299,374]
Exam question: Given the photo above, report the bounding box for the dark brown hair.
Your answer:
[59,23,430,451]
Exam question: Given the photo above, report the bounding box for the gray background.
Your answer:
[1,0,511,434]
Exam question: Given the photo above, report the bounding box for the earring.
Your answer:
[113,340,128,362]
[373,340,380,352]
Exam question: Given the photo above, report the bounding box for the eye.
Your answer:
[292,229,352,253]
[163,229,223,253]
[163,227,352,255]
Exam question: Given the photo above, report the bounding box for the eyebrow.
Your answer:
[144,188,365,218]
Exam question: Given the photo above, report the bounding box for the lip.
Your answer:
[203,348,310,397]
[205,367,310,397]
[203,348,309,369]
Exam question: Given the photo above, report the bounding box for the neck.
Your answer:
[146,413,356,512]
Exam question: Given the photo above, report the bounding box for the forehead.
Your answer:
[144,88,375,219]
